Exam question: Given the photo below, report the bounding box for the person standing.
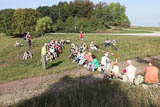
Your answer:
[80,31,83,40]
[26,32,31,49]
[41,43,47,70]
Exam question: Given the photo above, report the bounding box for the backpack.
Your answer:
[24,36,26,40]
[134,75,144,85]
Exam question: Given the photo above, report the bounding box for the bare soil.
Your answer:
[0,55,160,106]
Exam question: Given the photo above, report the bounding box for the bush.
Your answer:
[31,31,41,38]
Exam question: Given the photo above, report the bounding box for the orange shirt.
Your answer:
[145,66,159,84]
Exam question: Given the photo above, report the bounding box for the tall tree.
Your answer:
[12,8,41,35]
[36,16,53,36]
[0,9,15,35]
[70,0,94,18]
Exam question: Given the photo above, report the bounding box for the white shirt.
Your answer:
[112,65,119,74]
[101,56,107,66]
[123,65,136,83]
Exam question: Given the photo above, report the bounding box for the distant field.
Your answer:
[130,26,160,31]
[0,33,160,82]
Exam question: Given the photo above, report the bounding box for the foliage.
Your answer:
[11,8,41,35]
[36,16,53,36]
[106,2,130,27]
[0,9,15,35]
[0,1,131,35]
[35,1,130,33]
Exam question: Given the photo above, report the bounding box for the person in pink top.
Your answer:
[80,31,83,40]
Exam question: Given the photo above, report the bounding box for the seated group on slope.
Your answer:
[70,41,159,85]
[41,39,70,69]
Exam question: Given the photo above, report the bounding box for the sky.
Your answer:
[0,0,160,27]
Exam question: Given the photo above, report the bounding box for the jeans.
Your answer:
[88,62,95,72]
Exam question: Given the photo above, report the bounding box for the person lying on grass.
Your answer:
[14,40,23,47]
[88,55,100,72]
[144,61,159,84]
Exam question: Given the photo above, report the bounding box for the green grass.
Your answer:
[121,29,153,33]
[130,26,160,31]
[1,33,160,83]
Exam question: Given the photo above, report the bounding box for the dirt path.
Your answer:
[0,55,160,106]
[53,31,160,37]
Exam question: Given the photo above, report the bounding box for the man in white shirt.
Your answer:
[100,52,112,73]
[123,60,136,83]
[111,62,121,78]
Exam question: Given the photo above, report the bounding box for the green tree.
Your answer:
[12,8,40,35]
[106,2,130,27]
[65,17,75,32]
[36,16,53,36]
[70,0,94,18]
[0,9,15,35]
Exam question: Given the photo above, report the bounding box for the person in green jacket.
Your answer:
[88,55,100,72]
[41,43,47,70]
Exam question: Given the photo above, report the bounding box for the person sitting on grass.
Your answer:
[78,51,87,65]
[144,61,159,84]
[104,38,111,47]
[78,51,84,65]
[74,51,81,63]
[110,62,122,79]
[112,40,118,50]
[122,60,136,83]
[82,41,87,52]
[88,55,100,72]
[89,41,97,52]
[99,52,112,74]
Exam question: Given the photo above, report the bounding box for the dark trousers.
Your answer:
[27,40,31,49]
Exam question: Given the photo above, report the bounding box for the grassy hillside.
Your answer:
[0,33,160,83]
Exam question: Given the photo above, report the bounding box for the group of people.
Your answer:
[41,39,67,70]
[20,31,157,85]
[104,38,118,50]
[70,41,159,85]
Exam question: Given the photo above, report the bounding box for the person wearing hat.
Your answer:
[26,32,31,49]
[100,52,112,73]
[41,43,47,70]
[111,62,122,79]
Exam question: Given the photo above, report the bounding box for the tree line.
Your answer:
[0,0,130,37]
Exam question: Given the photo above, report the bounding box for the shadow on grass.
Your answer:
[14,73,159,107]
[136,55,160,69]
[15,74,134,107]
[47,60,64,69]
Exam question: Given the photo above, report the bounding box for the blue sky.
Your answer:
[0,0,160,27]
